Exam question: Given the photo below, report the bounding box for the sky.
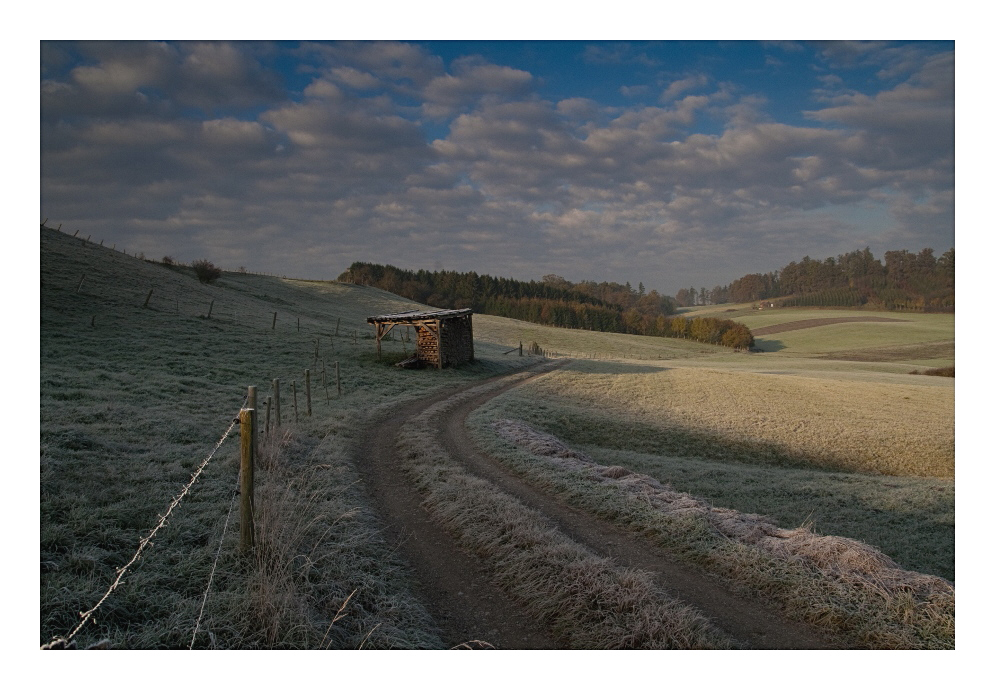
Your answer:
[39,37,955,295]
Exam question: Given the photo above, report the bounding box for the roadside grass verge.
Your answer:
[233,423,443,649]
[577,446,952,581]
[397,372,734,649]
[467,417,953,649]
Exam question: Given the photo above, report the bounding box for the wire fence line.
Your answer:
[190,477,241,650]
[42,400,246,650]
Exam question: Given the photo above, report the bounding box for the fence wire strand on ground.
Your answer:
[43,402,245,650]
[190,477,241,649]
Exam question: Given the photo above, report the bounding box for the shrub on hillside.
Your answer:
[192,259,222,284]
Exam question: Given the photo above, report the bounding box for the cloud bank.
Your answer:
[40,40,954,293]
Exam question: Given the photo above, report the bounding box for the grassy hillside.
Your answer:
[679,304,953,366]
[39,227,535,649]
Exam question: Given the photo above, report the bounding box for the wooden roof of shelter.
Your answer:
[366,308,473,324]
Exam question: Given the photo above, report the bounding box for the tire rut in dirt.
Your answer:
[356,374,562,650]
[439,368,841,650]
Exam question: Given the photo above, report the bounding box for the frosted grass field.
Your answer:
[39,227,532,648]
[39,226,956,647]
[466,354,954,581]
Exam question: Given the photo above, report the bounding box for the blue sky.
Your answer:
[39,37,955,294]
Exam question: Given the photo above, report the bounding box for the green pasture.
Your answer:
[678,304,954,365]
[473,313,728,360]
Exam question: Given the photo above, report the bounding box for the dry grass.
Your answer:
[910,366,955,377]
[507,359,953,478]
[485,419,954,648]
[397,378,733,649]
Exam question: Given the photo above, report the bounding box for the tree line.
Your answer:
[339,262,752,348]
[674,247,954,312]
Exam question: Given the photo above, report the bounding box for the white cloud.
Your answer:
[660,74,709,102]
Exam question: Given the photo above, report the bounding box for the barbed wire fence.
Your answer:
[42,398,245,650]
[189,474,242,650]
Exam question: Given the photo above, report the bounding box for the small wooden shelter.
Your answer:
[367,308,474,369]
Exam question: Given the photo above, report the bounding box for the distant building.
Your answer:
[367,308,474,369]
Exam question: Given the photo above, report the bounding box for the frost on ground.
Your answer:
[490,419,953,597]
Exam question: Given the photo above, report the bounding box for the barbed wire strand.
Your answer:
[189,478,241,650]
[45,407,244,649]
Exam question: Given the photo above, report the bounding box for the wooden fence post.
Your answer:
[292,380,299,423]
[322,360,329,405]
[305,369,312,416]
[144,289,154,308]
[335,361,341,396]
[207,300,214,319]
[247,386,257,462]
[265,396,272,435]
[239,407,255,554]
[273,379,281,427]
[272,312,277,330]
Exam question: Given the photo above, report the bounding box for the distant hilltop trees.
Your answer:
[339,263,749,348]
[340,262,754,349]
[675,247,954,312]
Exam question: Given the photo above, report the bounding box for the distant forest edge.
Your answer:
[339,263,754,349]
[674,247,954,312]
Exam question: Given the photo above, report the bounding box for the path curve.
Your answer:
[359,363,841,649]
[357,368,562,649]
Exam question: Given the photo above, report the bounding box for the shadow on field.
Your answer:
[753,338,785,352]
[562,360,670,376]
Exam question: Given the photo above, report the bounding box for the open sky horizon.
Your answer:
[40,36,954,296]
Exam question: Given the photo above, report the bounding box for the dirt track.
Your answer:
[358,364,840,649]
[751,316,907,336]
